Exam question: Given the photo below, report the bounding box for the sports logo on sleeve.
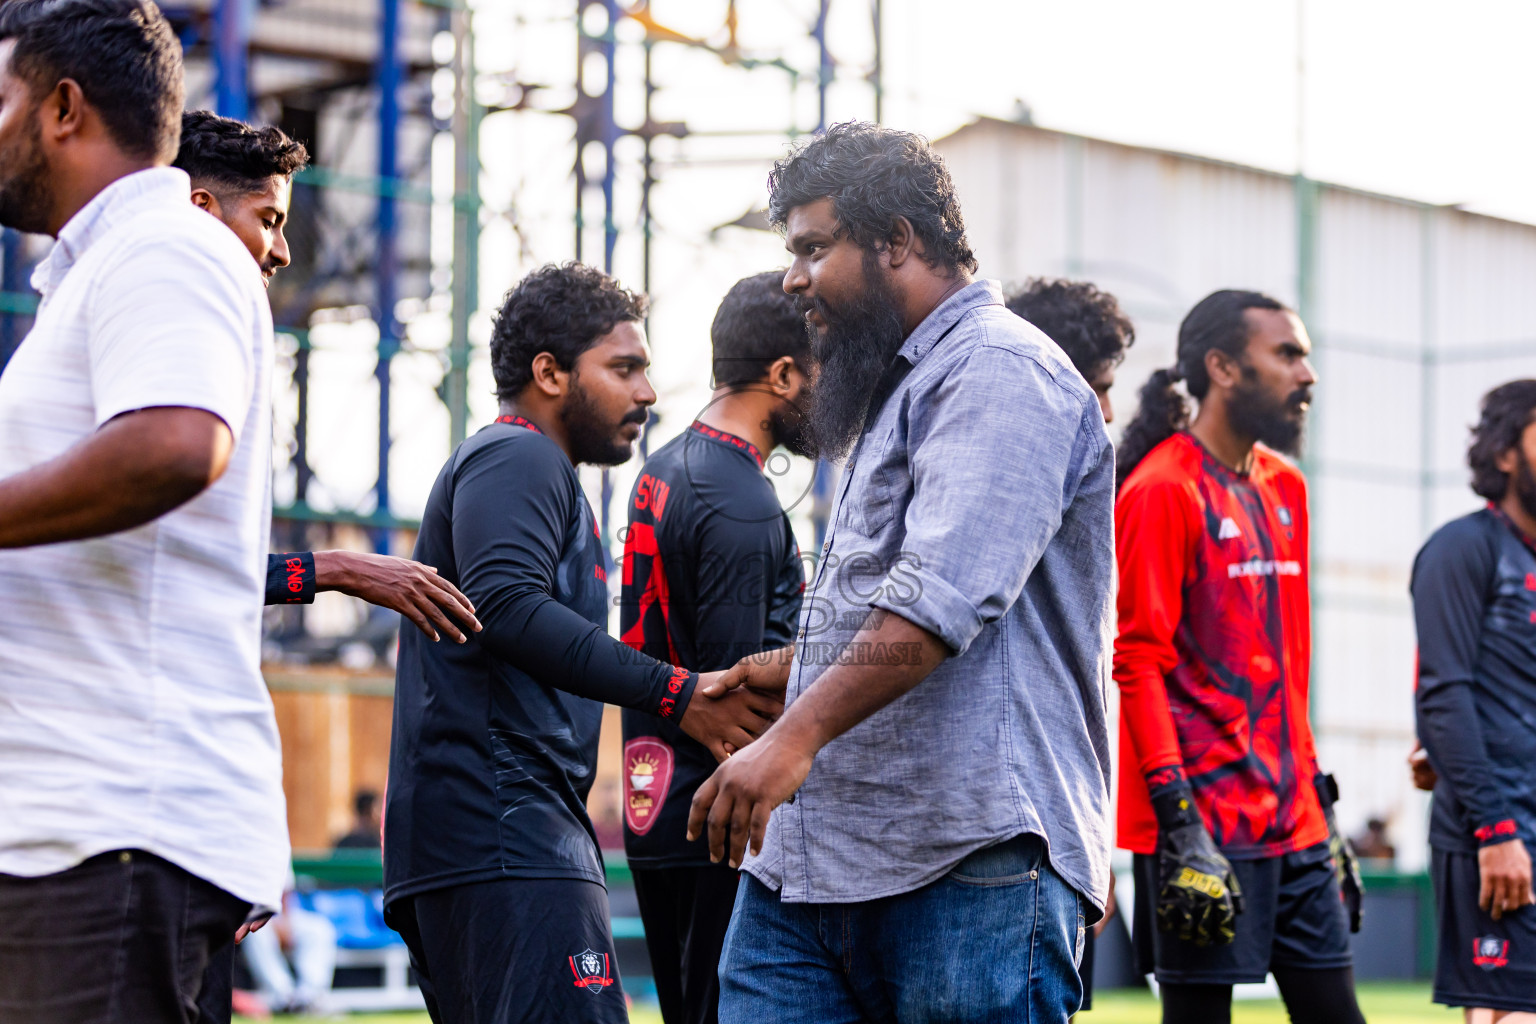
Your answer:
[568,948,614,992]
[622,737,675,836]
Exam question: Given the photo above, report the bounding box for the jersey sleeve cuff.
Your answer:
[653,665,698,722]
[1474,819,1520,847]
[266,552,316,605]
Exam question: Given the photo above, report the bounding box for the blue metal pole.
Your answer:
[810,0,834,550]
[597,0,620,551]
[374,0,402,546]
[212,0,252,120]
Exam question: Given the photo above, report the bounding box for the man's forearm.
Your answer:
[0,407,232,548]
[769,610,948,753]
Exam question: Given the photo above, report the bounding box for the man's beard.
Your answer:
[800,252,907,461]
[0,115,53,235]
[768,378,817,458]
[1229,368,1311,456]
[1511,453,1536,522]
[562,371,646,466]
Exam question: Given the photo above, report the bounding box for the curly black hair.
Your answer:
[490,262,648,400]
[1005,278,1134,381]
[1468,379,1536,501]
[0,0,182,162]
[173,110,309,198]
[767,122,977,275]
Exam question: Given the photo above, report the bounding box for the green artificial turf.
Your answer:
[1079,982,1461,1023]
[235,982,1462,1023]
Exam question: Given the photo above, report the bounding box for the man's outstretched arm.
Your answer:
[0,407,232,548]
[265,550,482,643]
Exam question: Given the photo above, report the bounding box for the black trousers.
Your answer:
[0,849,249,1024]
[631,864,740,1024]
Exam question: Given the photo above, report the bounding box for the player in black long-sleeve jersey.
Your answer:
[1413,379,1536,1018]
[383,264,780,1024]
[619,272,813,1024]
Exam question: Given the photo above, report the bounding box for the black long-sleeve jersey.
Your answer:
[384,419,698,905]
[619,422,804,867]
[1413,505,1536,852]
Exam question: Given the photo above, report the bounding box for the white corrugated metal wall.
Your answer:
[936,117,1536,871]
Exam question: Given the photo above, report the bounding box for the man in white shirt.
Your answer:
[0,3,288,1021]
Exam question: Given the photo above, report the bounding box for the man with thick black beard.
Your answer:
[687,123,1116,1021]
[1413,380,1536,1021]
[383,263,781,1024]
[1113,291,1365,1024]
[619,270,813,1024]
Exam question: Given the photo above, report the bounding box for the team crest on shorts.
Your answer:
[569,948,614,992]
[1473,936,1509,970]
[623,737,674,836]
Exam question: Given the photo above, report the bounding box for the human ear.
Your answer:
[47,79,86,143]
[885,215,918,269]
[766,355,797,396]
[529,352,567,399]
[189,189,221,217]
[1205,348,1242,390]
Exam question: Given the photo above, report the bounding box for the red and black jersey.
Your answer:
[619,422,803,867]
[1114,432,1326,858]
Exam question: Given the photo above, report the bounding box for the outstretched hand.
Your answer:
[314,550,482,643]
[686,725,815,868]
[697,645,794,700]
[679,669,783,762]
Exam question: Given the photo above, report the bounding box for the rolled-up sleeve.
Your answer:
[871,342,1105,655]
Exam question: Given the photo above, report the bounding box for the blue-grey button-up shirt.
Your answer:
[742,280,1115,911]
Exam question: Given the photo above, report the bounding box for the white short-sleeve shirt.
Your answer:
[0,167,287,910]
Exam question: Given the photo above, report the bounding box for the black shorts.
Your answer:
[1133,841,1351,985]
[0,848,248,1024]
[387,877,628,1024]
[1431,845,1536,1013]
[631,864,739,1024]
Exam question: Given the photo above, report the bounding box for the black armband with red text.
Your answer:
[265,551,316,606]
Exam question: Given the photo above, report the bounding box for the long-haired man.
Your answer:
[1114,290,1364,1024]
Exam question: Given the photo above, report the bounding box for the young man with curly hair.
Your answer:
[1006,277,1134,424]
[1414,380,1536,1023]
[687,123,1116,1022]
[383,263,782,1024]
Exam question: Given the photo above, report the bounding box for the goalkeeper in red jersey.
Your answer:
[1113,290,1364,1024]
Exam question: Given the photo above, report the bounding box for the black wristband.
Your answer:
[1314,771,1340,811]
[1147,765,1201,832]
[654,664,698,722]
[266,551,316,605]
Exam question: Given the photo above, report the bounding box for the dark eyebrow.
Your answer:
[785,230,827,254]
[610,353,649,370]
[256,205,285,227]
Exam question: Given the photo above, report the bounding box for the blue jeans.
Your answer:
[719,833,1086,1024]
